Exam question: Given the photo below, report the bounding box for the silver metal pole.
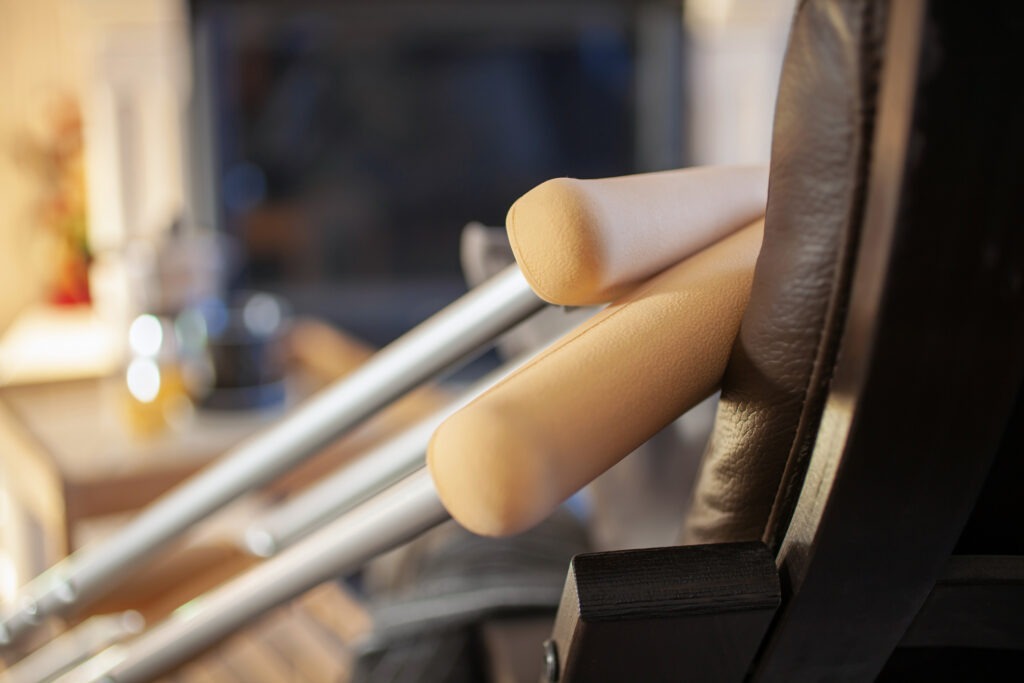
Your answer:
[244,417,439,556]
[243,352,534,556]
[1,611,144,683]
[0,266,541,647]
[56,470,448,683]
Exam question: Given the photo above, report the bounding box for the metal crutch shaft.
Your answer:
[243,351,534,555]
[0,266,541,647]
[58,469,448,683]
[3,611,144,683]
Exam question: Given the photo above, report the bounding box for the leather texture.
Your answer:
[683,0,888,545]
[507,166,768,305]
[430,221,763,537]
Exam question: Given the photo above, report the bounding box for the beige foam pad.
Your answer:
[428,220,764,537]
[506,165,768,306]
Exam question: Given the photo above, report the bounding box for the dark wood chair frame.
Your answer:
[547,2,1024,680]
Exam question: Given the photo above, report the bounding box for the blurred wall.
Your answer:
[0,0,188,336]
[0,0,82,331]
[685,0,796,165]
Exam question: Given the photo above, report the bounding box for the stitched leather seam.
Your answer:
[763,0,889,550]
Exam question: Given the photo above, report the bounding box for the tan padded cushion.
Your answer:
[428,220,764,537]
[506,165,768,306]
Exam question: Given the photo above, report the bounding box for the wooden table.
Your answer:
[0,377,282,594]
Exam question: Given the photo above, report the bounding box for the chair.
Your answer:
[544,1,1024,680]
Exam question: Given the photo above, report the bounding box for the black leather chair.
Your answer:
[548,1,1024,680]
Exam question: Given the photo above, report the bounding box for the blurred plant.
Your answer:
[12,97,92,305]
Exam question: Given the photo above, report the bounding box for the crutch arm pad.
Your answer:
[506,165,768,306]
[428,220,764,537]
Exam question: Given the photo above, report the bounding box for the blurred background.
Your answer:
[0,0,792,352]
[0,0,794,679]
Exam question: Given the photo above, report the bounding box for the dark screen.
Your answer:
[192,2,672,343]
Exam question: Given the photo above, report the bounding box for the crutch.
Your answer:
[245,163,775,554]
[56,165,769,682]
[0,611,144,683]
[37,331,572,679]
[0,265,544,650]
[243,350,539,557]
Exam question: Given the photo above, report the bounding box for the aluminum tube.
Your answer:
[244,352,534,556]
[2,611,144,683]
[57,470,447,683]
[0,266,541,646]
[244,413,442,557]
